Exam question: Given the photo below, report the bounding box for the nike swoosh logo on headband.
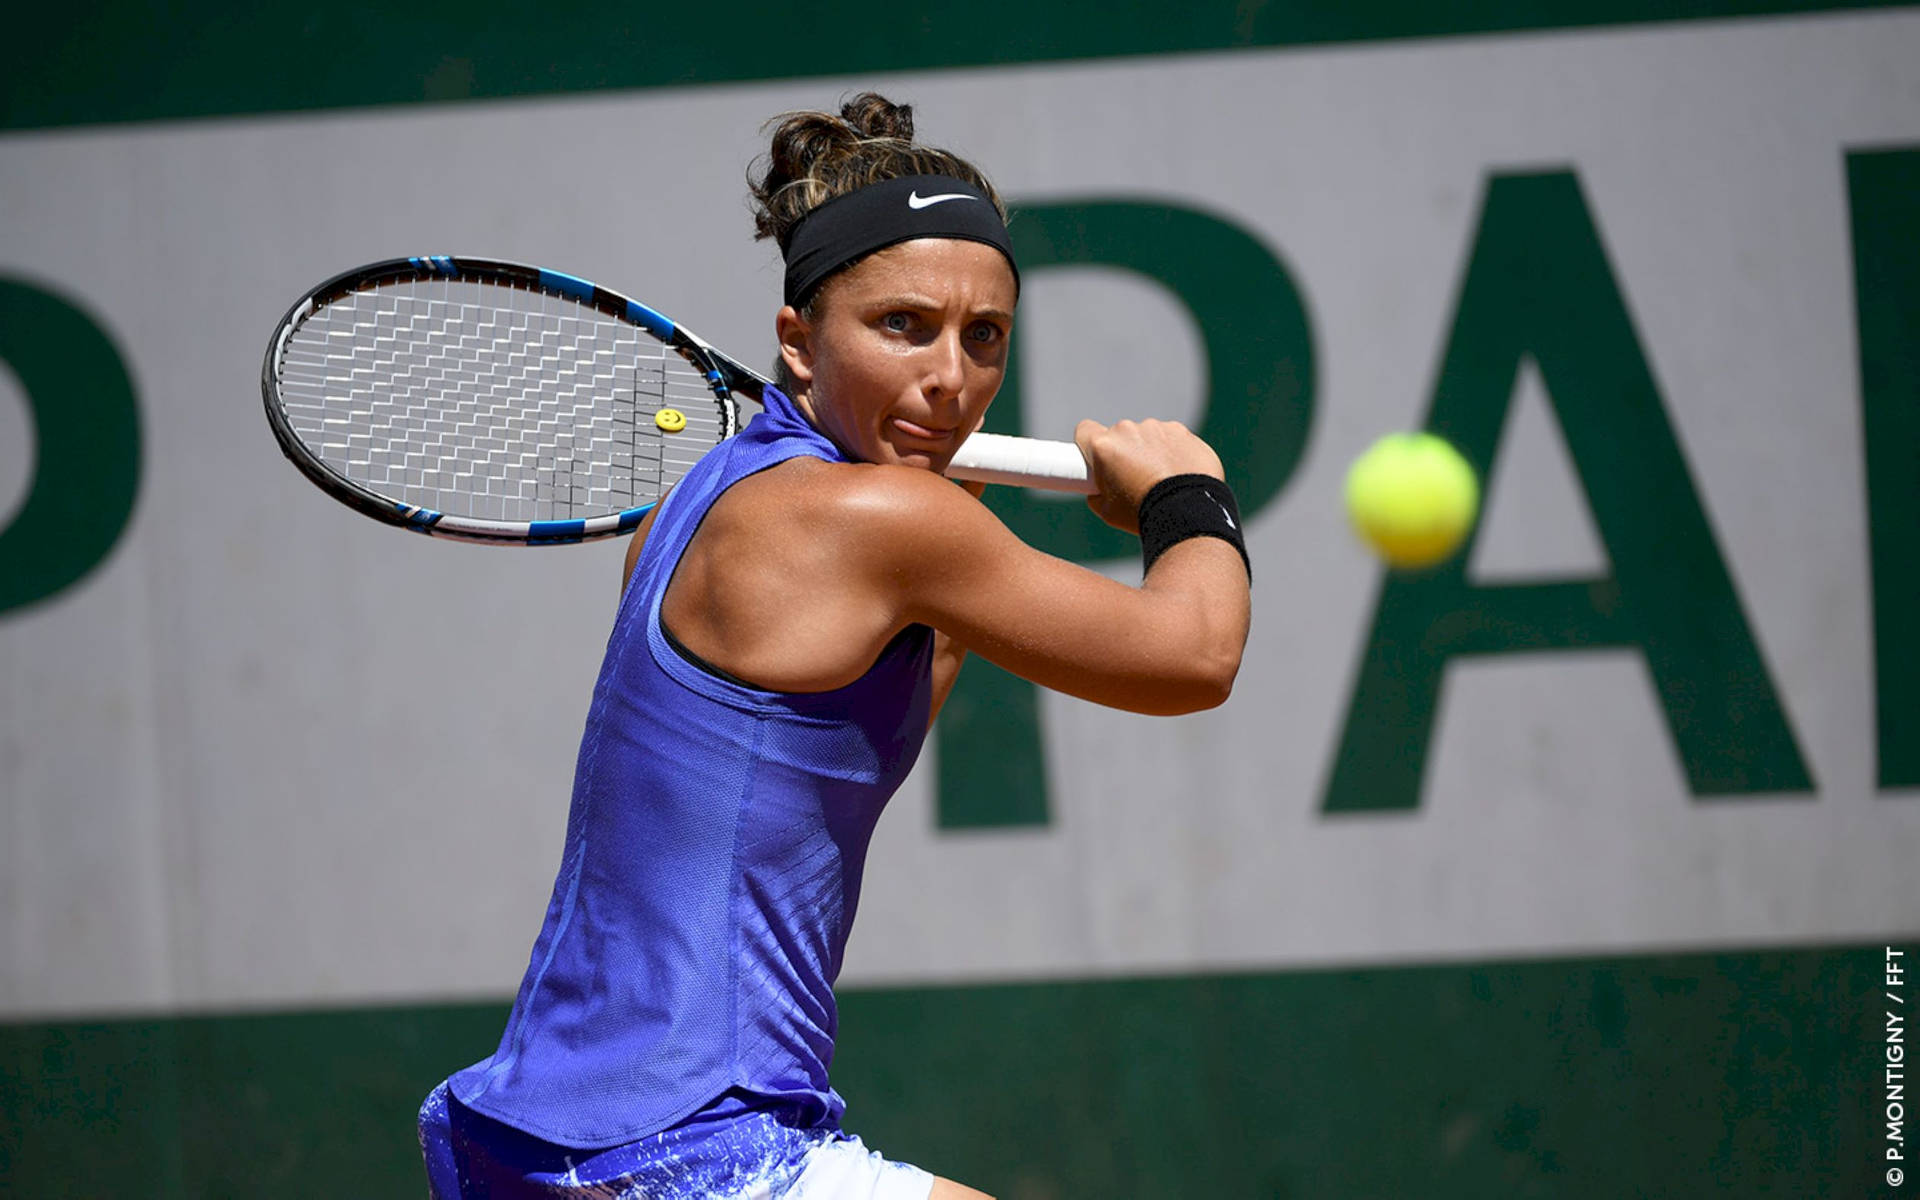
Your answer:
[907,191,978,209]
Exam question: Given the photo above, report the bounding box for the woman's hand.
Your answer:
[1074,418,1226,535]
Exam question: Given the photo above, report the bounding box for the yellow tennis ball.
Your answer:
[1344,432,1480,569]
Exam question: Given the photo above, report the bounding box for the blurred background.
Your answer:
[3,3,1916,1195]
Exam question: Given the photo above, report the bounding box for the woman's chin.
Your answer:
[877,434,955,472]
[885,447,944,472]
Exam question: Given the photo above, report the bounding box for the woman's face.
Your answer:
[780,237,1017,474]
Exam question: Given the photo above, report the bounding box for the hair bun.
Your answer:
[747,91,1005,262]
[839,92,914,142]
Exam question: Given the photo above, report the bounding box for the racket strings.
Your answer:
[275,277,730,522]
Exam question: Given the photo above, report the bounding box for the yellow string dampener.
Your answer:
[655,409,687,433]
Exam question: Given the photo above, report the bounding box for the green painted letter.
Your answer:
[936,201,1315,827]
[0,278,142,616]
[1324,172,1811,813]
[1848,145,1920,792]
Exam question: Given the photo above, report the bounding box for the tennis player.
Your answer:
[418,93,1252,1200]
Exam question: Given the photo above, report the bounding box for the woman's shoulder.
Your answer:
[705,457,993,588]
[730,455,973,526]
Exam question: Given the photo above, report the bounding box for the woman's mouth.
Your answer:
[888,416,958,443]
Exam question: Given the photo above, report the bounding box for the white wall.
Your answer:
[1,12,1916,1017]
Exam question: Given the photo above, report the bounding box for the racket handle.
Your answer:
[947,432,1096,495]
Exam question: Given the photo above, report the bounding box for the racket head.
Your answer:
[262,256,768,544]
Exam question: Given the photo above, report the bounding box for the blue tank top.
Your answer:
[448,386,935,1149]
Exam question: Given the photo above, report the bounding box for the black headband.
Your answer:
[780,174,1019,308]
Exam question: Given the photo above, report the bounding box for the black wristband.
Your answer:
[1138,474,1251,579]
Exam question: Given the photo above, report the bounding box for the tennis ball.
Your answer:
[1344,432,1480,569]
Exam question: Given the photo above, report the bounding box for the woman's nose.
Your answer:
[923,329,967,399]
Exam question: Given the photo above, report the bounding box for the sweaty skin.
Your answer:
[623,237,1249,723]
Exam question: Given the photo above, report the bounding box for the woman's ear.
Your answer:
[775,305,814,388]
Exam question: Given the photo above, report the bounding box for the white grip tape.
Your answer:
[945,432,1096,495]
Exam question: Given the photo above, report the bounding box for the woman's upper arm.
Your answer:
[854,469,1251,715]
[620,496,667,594]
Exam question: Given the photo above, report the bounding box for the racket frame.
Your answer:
[262,255,753,545]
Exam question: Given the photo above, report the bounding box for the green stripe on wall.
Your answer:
[0,943,1893,1196]
[3,2,1916,132]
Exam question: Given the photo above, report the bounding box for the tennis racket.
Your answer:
[262,255,1093,545]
